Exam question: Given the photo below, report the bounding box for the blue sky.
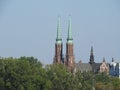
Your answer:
[0,0,120,64]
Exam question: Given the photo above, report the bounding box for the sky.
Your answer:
[0,0,120,65]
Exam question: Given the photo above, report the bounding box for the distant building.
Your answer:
[76,47,109,73]
[53,17,111,74]
[53,17,63,64]
[99,57,109,74]
[53,17,75,72]
[109,58,120,78]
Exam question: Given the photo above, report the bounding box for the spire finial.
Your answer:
[91,46,93,54]
[56,16,62,44]
[103,57,106,62]
[112,57,114,62]
[67,15,73,43]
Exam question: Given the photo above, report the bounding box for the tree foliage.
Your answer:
[0,56,119,90]
[0,56,51,90]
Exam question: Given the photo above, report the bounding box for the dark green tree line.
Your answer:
[0,56,120,90]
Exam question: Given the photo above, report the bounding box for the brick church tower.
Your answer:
[66,17,75,72]
[53,17,63,64]
[53,16,75,72]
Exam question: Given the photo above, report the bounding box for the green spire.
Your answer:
[56,16,62,44]
[67,16,73,43]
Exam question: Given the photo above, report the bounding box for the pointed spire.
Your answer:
[103,57,106,62]
[112,57,114,62]
[67,15,73,43]
[56,16,62,44]
[91,46,93,55]
[89,46,95,64]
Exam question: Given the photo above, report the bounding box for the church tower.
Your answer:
[53,17,63,64]
[66,17,75,72]
[89,46,95,64]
